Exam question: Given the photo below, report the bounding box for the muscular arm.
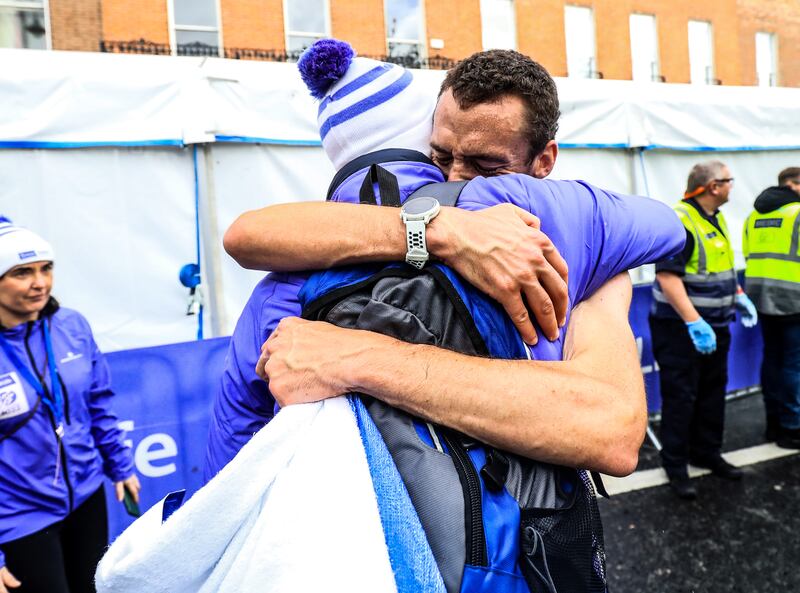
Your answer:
[655,271,700,322]
[224,203,406,271]
[260,272,645,477]
[225,202,569,343]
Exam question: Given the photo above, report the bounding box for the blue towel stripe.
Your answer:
[319,70,413,141]
[318,64,393,117]
[348,396,446,593]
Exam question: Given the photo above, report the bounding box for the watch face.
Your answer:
[404,196,438,215]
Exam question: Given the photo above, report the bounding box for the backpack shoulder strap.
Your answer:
[409,180,468,207]
[359,164,402,207]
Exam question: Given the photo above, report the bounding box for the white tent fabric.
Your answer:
[1,48,799,349]
[4,49,800,150]
[1,146,199,350]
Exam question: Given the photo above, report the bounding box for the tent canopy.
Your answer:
[3,48,800,151]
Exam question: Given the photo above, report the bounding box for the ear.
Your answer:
[530,141,558,179]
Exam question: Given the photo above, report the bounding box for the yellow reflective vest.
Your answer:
[653,201,737,323]
[743,202,800,315]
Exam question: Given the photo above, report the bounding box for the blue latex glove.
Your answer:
[736,292,758,328]
[685,318,717,354]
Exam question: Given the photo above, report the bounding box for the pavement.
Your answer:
[598,394,800,593]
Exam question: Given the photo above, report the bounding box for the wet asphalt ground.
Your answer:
[599,394,800,592]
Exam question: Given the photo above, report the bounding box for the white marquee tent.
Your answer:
[2,49,800,351]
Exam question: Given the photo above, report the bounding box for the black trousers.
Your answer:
[2,485,108,593]
[649,317,732,476]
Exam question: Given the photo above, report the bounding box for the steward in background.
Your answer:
[649,161,758,500]
[743,166,800,449]
[0,217,139,593]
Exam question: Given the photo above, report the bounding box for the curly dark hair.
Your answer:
[440,49,560,159]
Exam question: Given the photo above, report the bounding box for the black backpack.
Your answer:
[300,164,609,593]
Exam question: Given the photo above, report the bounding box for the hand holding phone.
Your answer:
[123,486,141,518]
[115,474,142,517]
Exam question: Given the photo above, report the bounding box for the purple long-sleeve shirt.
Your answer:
[0,306,134,563]
[203,161,685,480]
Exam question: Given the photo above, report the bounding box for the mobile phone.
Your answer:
[123,486,141,518]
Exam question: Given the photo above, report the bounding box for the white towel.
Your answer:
[95,398,397,593]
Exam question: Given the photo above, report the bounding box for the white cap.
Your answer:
[0,217,54,277]
[298,39,435,171]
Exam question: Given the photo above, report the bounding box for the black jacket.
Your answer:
[754,186,800,214]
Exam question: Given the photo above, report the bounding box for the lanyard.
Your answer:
[0,320,65,430]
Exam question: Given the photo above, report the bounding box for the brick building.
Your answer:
[1,0,798,86]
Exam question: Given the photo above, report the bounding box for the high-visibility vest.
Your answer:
[743,202,800,315]
[652,201,737,323]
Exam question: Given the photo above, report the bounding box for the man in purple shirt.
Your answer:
[207,45,684,481]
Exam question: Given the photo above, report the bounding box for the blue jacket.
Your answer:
[0,303,134,566]
[203,161,686,480]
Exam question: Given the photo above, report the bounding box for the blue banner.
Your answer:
[102,286,762,540]
[630,283,763,412]
[103,337,229,541]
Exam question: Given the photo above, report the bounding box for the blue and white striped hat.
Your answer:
[298,39,435,170]
[0,217,54,277]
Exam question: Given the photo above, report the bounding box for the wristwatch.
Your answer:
[400,196,441,269]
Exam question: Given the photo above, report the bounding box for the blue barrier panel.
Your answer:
[629,282,762,413]
[102,337,229,541]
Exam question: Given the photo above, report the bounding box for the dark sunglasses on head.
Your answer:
[713,178,734,184]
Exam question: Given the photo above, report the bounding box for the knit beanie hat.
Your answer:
[0,216,54,277]
[297,39,435,171]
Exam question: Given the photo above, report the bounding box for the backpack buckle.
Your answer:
[480,449,510,492]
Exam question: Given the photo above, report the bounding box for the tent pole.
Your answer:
[196,143,228,337]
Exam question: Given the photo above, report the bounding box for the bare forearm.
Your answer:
[656,272,700,322]
[261,275,643,475]
[344,276,643,476]
[224,203,406,271]
[350,341,637,474]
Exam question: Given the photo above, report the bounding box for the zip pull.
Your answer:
[52,423,64,485]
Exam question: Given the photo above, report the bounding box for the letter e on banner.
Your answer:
[135,433,178,478]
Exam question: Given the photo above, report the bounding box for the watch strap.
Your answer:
[405,219,428,269]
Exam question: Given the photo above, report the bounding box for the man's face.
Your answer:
[430,89,556,181]
[709,166,733,205]
[785,177,800,195]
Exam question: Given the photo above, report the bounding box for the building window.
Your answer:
[564,5,597,78]
[171,0,221,57]
[688,20,714,84]
[385,0,425,62]
[0,0,47,49]
[755,31,777,87]
[285,0,329,56]
[481,0,516,50]
[629,13,660,82]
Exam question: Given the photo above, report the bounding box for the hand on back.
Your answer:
[257,317,370,407]
[428,203,569,344]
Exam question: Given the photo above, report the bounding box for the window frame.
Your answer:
[0,0,51,50]
[384,0,427,61]
[480,0,517,51]
[168,0,224,58]
[564,4,598,79]
[283,0,331,57]
[688,19,715,85]
[755,31,778,87]
[629,12,660,82]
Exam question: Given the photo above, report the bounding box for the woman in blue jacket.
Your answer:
[0,218,139,593]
